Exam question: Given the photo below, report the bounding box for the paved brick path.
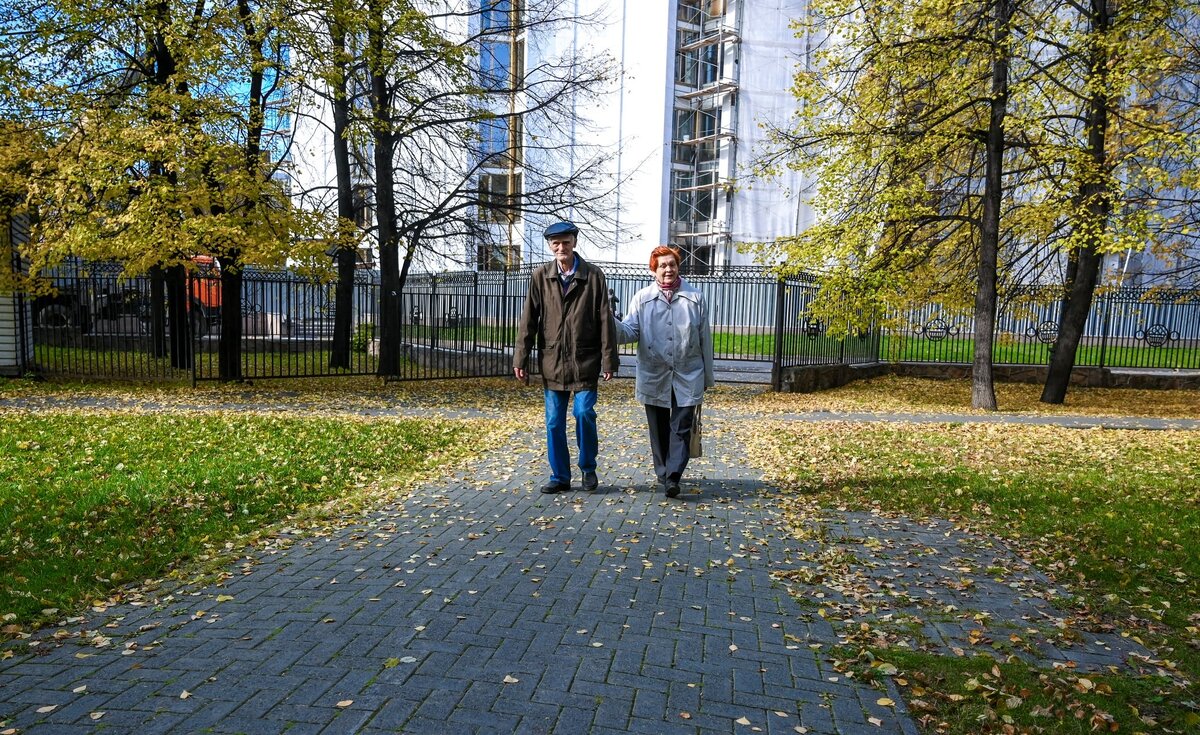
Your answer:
[0,395,1168,734]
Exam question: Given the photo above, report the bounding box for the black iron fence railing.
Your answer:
[29,261,186,381]
[20,261,1200,382]
[188,267,381,381]
[876,287,1200,371]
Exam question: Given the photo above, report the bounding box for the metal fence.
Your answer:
[883,287,1200,370]
[30,262,185,380]
[20,261,1200,382]
[189,267,381,381]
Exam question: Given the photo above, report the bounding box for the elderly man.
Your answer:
[514,221,619,494]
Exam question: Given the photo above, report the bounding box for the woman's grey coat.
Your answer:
[615,278,715,407]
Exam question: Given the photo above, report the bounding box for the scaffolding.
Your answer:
[669,0,742,274]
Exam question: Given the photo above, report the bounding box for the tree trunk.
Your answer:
[370,6,402,378]
[329,22,356,370]
[166,264,191,370]
[971,0,1013,411]
[332,249,358,369]
[1041,0,1113,404]
[1042,249,1103,402]
[217,254,243,381]
[149,264,167,358]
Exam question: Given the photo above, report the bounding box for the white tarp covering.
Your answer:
[732,0,814,253]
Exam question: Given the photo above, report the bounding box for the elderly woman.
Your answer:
[615,245,715,498]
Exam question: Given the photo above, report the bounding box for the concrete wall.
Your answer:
[777,361,1200,393]
[1,214,32,377]
[0,291,28,377]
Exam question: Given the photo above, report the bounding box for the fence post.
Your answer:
[189,268,198,387]
[471,271,479,353]
[501,267,510,348]
[771,278,785,391]
[429,275,438,356]
[1098,291,1113,373]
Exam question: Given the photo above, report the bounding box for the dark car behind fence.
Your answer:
[19,261,1200,384]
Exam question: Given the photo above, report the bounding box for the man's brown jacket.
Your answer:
[514,256,619,391]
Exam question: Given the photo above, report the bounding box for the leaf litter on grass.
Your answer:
[741,411,1198,734]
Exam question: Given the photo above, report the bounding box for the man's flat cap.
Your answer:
[543,221,579,238]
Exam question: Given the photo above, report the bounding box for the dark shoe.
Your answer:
[665,480,681,498]
[541,481,569,494]
[582,472,599,492]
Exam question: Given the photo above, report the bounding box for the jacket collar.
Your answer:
[654,276,699,302]
[540,255,591,280]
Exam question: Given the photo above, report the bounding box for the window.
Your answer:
[699,43,721,86]
[682,243,713,275]
[478,172,521,223]
[513,38,525,85]
[480,118,509,166]
[352,184,373,230]
[477,242,513,271]
[671,171,692,221]
[509,114,523,166]
[672,144,696,165]
[678,0,725,26]
[480,41,512,90]
[675,30,698,87]
[696,107,720,162]
[481,0,512,30]
[677,0,701,25]
[673,108,695,142]
[698,107,719,138]
[694,188,714,222]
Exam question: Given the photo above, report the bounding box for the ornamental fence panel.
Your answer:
[188,266,381,381]
[20,260,1200,382]
[885,287,1200,370]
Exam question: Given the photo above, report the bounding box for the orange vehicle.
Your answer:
[188,255,223,335]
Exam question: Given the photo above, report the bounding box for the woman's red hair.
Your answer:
[649,245,682,272]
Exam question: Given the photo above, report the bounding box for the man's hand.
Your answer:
[602,372,613,382]
[514,367,529,385]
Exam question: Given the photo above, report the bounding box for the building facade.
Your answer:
[289,1,1195,284]
[287,0,816,273]
[576,0,812,272]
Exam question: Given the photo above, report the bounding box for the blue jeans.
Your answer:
[544,389,598,484]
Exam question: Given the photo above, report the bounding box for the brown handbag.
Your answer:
[689,404,703,458]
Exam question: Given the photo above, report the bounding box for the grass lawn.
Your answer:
[0,410,512,631]
[745,377,1199,734]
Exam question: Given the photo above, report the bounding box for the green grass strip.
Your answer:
[0,412,484,625]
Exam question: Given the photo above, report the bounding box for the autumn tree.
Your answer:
[752,0,1045,409]
[1037,0,1200,403]
[289,0,619,377]
[287,0,372,370]
[0,0,334,378]
[754,0,1200,407]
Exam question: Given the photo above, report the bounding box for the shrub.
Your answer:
[351,322,376,353]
